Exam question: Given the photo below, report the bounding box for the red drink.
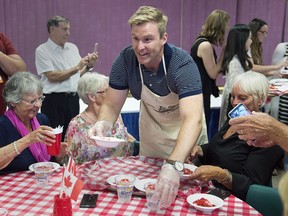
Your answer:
[47,133,62,156]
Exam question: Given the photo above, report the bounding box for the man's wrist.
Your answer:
[165,159,184,172]
[74,65,80,73]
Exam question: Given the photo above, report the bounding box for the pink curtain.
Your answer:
[0,0,287,86]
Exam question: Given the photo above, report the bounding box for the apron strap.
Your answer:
[139,56,173,92]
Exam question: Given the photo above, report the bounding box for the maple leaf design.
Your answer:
[64,175,72,188]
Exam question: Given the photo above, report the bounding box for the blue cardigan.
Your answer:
[0,113,50,174]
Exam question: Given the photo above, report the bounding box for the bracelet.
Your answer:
[219,169,232,184]
[13,141,20,155]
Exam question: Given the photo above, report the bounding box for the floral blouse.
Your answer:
[65,114,134,164]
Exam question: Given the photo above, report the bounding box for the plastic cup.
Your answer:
[145,182,160,212]
[47,129,62,156]
[53,194,72,216]
[33,163,53,187]
[115,174,136,203]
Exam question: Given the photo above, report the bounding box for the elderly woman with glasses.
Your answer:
[0,72,68,174]
[63,72,135,165]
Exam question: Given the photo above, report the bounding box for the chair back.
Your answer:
[246,184,283,216]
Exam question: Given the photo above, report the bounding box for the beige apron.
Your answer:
[139,56,208,159]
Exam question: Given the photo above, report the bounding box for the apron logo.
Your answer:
[145,103,179,113]
[158,104,179,113]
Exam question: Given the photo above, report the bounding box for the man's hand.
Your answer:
[86,52,98,68]
[151,164,180,208]
[88,120,113,138]
[229,112,275,145]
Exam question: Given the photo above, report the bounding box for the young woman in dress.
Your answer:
[219,24,253,128]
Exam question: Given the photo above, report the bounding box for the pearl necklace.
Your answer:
[84,110,97,122]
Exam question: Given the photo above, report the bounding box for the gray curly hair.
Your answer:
[3,72,43,108]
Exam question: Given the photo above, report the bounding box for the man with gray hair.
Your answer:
[35,15,98,140]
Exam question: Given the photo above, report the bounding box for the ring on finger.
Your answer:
[240,130,244,135]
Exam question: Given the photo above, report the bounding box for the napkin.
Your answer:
[53,125,63,134]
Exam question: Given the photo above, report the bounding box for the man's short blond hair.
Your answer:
[128,6,168,38]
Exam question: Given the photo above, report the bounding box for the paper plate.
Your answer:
[181,164,197,179]
[270,78,288,86]
[187,193,224,212]
[134,178,157,192]
[29,162,60,172]
[106,175,120,186]
[90,136,125,148]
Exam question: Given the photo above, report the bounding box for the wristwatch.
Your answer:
[165,159,184,172]
[86,65,94,71]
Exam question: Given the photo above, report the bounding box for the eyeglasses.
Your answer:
[258,30,268,37]
[21,96,46,105]
[97,90,107,95]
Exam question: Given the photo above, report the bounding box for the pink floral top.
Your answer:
[65,115,134,164]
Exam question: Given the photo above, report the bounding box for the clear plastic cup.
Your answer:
[145,182,160,212]
[115,174,136,202]
[33,163,53,187]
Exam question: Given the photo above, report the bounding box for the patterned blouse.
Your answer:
[65,114,134,165]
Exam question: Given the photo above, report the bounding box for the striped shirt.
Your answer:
[109,43,202,100]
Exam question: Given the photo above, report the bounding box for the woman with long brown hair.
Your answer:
[190,9,230,133]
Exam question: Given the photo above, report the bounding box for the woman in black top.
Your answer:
[190,9,230,134]
[188,71,284,201]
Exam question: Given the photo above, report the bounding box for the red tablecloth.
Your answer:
[0,156,261,216]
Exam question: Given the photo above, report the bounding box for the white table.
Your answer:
[80,95,222,114]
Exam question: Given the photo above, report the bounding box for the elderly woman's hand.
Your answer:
[27,126,55,145]
[191,165,224,182]
[186,145,203,163]
[59,142,69,158]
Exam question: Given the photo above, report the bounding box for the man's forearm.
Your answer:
[98,103,120,125]
[168,117,202,162]
[45,66,80,82]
